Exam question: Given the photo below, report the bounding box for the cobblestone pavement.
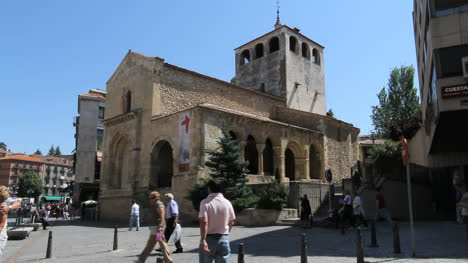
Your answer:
[2,219,467,263]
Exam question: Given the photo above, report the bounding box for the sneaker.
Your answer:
[128,229,132,231]
[173,249,183,254]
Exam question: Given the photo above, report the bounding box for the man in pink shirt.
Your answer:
[199,180,236,263]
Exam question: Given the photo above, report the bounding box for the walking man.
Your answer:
[374,187,392,224]
[199,180,236,263]
[129,200,140,231]
[164,193,183,253]
[136,192,172,263]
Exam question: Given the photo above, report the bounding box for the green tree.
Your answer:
[33,149,42,155]
[326,108,336,119]
[187,131,258,212]
[48,145,55,156]
[18,171,43,201]
[55,146,62,156]
[0,142,6,150]
[371,65,420,139]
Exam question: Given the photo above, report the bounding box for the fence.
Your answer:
[288,181,333,216]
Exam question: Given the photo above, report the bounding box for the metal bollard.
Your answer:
[46,231,53,258]
[238,243,245,263]
[156,258,163,263]
[113,225,118,251]
[369,221,378,247]
[301,233,308,263]
[356,228,364,263]
[393,222,401,254]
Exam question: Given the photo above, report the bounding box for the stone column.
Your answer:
[274,146,285,182]
[304,158,310,180]
[239,141,247,161]
[256,144,265,175]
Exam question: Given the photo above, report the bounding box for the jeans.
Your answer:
[129,215,140,230]
[199,234,230,263]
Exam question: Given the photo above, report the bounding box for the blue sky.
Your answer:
[0,0,417,154]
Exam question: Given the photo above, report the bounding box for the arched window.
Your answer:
[312,49,320,65]
[255,43,264,59]
[125,91,132,113]
[289,36,298,53]
[302,43,310,58]
[240,50,251,65]
[269,37,280,53]
[244,135,258,174]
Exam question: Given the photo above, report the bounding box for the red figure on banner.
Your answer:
[181,116,190,133]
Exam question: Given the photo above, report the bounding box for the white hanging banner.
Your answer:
[178,112,191,172]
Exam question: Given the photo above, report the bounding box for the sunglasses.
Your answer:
[150,196,158,199]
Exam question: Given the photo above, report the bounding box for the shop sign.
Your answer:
[441,84,468,98]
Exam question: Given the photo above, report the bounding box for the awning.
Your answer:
[42,196,62,201]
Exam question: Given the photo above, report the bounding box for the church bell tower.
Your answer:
[232,20,326,115]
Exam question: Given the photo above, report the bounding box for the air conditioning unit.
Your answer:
[463,56,468,79]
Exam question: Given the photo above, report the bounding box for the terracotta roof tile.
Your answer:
[0,155,43,163]
[32,155,73,167]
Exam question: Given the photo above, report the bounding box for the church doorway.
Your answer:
[285,148,295,180]
[263,138,274,175]
[150,140,173,188]
[245,135,258,174]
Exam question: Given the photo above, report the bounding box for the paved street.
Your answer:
[2,219,467,263]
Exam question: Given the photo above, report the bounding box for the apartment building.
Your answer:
[411,0,468,218]
[73,89,106,203]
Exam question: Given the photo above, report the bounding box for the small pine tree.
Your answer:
[55,146,62,156]
[33,149,42,155]
[48,145,55,156]
[187,130,258,212]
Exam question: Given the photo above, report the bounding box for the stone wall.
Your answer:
[275,106,360,182]
[159,64,285,118]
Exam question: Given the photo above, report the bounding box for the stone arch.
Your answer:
[244,135,258,174]
[255,43,264,59]
[263,138,274,175]
[285,141,307,181]
[150,140,174,188]
[302,43,310,58]
[285,148,295,180]
[240,49,251,65]
[109,135,130,189]
[289,36,298,53]
[269,37,280,53]
[312,49,320,65]
[309,144,322,180]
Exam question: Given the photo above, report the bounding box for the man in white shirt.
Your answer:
[129,200,140,231]
[199,180,235,263]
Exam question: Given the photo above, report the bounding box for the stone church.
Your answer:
[99,22,360,222]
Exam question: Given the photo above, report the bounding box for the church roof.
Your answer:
[153,103,322,135]
[234,24,325,51]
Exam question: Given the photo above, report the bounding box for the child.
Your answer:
[0,185,11,257]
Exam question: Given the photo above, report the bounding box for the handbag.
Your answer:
[169,223,182,243]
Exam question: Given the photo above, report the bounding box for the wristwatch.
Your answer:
[200,239,206,244]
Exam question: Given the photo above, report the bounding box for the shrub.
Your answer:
[257,180,288,210]
[186,179,209,212]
